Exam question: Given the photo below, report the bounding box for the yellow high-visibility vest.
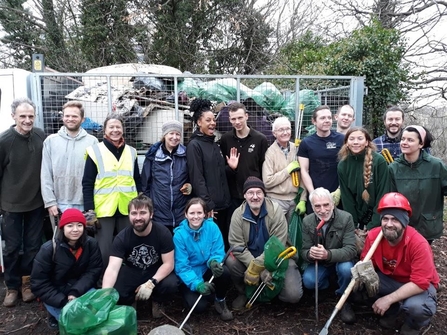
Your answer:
[87,142,137,217]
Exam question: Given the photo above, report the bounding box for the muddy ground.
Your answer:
[1,235,446,335]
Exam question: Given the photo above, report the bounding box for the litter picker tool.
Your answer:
[314,219,325,323]
[381,148,393,164]
[245,246,297,309]
[318,230,383,335]
[178,245,246,330]
[291,103,305,187]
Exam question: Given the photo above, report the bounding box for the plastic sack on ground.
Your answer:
[85,305,137,335]
[59,288,119,335]
[245,235,288,302]
[252,82,285,112]
[280,89,320,124]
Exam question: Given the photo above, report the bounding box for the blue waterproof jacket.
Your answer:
[142,141,189,227]
[173,218,225,291]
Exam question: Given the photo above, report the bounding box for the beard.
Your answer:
[132,219,150,232]
[382,225,403,243]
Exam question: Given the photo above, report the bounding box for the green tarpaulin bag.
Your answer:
[84,305,137,335]
[245,235,289,302]
[59,288,119,335]
[289,187,305,271]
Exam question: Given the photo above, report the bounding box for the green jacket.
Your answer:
[301,208,357,266]
[338,151,390,230]
[390,150,447,240]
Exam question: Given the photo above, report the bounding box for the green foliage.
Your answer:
[275,20,411,136]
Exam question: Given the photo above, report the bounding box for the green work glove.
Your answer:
[209,259,224,278]
[286,161,300,174]
[196,282,215,295]
[331,188,341,206]
[295,200,306,215]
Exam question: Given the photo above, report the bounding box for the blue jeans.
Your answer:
[2,207,44,289]
[302,261,354,295]
[377,271,437,329]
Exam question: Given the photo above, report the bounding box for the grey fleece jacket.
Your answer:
[40,127,98,210]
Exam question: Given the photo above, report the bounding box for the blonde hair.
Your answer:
[338,127,377,203]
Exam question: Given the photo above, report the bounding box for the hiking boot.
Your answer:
[339,302,356,324]
[21,276,35,302]
[232,294,247,311]
[152,301,164,319]
[215,299,234,321]
[400,323,420,335]
[47,314,58,330]
[379,314,397,330]
[3,289,18,307]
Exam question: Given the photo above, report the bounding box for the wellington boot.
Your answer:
[215,299,233,321]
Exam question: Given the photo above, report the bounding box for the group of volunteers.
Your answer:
[0,97,444,335]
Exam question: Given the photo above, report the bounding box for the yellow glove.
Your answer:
[331,188,341,206]
[295,200,306,215]
[244,259,265,286]
[135,279,155,300]
[286,161,300,174]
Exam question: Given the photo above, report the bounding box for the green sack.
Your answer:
[84,305,137,335]
[59,288,119,335]
[245,235,288,302]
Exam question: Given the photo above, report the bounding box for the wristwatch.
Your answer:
[149,278,158,286]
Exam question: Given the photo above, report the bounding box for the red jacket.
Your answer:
[361,226,439,290]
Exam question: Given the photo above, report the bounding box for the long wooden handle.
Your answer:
[334,230,383,310]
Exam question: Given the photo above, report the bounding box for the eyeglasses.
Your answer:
[246,190,264,197]
[275,127,291,133]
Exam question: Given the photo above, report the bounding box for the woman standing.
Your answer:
[141,120,191,234]
[31,209,102,329]
[337,127,390,230]
[82,114,141,268]
[173,198,233,321]
[186,99,231,247]
[390,125,447,244]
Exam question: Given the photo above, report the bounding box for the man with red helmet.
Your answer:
[351,192,439,335]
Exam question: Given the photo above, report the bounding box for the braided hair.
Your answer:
[338,127,377,203]
[190,99,212,126]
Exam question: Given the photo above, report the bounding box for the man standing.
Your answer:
[262,116,307,222]
[220,102,268,213]
[298,105,344,213]
[352,192,438,334]
[225,176,303,310]
[0,98,45,307]
[372,106,404,160]
[334,105,355,134]
[301,188,357,324]
[41,101,98,215]
[102,194,178,318]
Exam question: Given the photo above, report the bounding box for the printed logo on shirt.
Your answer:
[128,244,159,270]
[248,143,256,153]
[382,256,397,272]
[326,142,337,149]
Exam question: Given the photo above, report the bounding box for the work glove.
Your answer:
[244,259,265,286]
[84,210,100,234]
[355,228,368,255]
[135,279,155,300]
[286,161,300,174]
[351,260,379,297]
[209,259,224,278]
[260,269,274,289]
[180,183,192,195]
[331,188,341,206]
[196,282,215,295]
[295,200,306,215]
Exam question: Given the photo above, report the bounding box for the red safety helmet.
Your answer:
[377,192,412,217]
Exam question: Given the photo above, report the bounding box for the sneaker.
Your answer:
[21,276,35,302]
[215,299,234,321]
[379,314,397,330]
[339,302,356,324]
[47,314,58,330]
[400,323,420,335]
[152,301,164,319]
[232,294,247,311]
[3,289,18,307]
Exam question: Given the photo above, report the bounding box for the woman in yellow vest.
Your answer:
[82,114,142,270]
